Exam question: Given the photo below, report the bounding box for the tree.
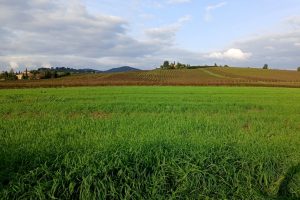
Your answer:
[170,62,175,69]
[4,69,17,80]
[175,62,185,69]
[297,67,300,72]
[53,71,58,78]
[43,70,52,79]
[161,61,170,69]
[263,64,269,69]
[23,68,29,80]
[0,72,4,80]
[30,70,38,79]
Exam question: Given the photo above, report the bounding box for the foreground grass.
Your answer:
[0,86,300,199]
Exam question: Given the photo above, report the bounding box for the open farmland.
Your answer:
[1,67,300,88]
[1,86,300,199]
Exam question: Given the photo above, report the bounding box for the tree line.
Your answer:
[0,68,71,81]
[160,61,190,69]
[160,61,300,71]
[160,61,230,70]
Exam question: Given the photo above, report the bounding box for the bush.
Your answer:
[263,64,269,69]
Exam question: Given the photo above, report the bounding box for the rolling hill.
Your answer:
[1,67,300,88]
[37,66,140,74]
[104,66,141,73]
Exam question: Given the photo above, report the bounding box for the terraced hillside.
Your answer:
[1,67,300,88]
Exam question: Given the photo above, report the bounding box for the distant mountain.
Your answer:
[104,66,141,73]
[36,66,141,74]
[37,67,101,73]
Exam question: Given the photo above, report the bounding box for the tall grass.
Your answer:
[0,86,300,199]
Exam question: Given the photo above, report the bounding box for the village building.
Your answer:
[16,69,34,80]
[16,74,24,80]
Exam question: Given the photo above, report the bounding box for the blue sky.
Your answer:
[0,0,300,70]
[86,0,299,51]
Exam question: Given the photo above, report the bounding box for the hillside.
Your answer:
[36,66,140,74]
[1,67,300,88]
[104,66,141,73]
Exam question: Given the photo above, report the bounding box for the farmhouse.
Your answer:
[16,74,24,80]
[16,70,34,80]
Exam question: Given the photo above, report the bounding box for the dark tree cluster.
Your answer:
[38,69,71,79]
[0,68,71,81]
[160,61,190,69]
[0,69,17,80]
[263,64,269,69]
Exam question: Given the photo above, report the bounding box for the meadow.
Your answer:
[0,86,300,199]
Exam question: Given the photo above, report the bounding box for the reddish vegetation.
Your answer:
[1,67,300,88]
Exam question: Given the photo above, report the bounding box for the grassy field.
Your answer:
[1,67,300,88]
[1,86,300,199]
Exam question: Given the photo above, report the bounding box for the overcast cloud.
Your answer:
[0,0,299,70]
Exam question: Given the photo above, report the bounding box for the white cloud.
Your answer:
[204,1,227,21]
[145,15,192,44]
[208,48,252,60]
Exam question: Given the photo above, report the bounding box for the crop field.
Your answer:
[1,86,300,199]
[1,67,300,88]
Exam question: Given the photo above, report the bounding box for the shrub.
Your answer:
[263,64,269,69]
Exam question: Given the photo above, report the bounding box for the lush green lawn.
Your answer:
[0,86,300,199]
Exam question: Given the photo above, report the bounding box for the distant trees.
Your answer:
[32,68,70,79]
[298,67,300,72]
[0,67,73,81]
[22,68,29,80]
[159,61,234,70]
[0,69,18,80]
[160,61,189,69]
[263,64,269,69]
[161,61,170,69]
[41,70,59,79]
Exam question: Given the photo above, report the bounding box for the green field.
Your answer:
[1,86,300,199]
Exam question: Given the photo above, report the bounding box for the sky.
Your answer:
[0,0,300,71]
